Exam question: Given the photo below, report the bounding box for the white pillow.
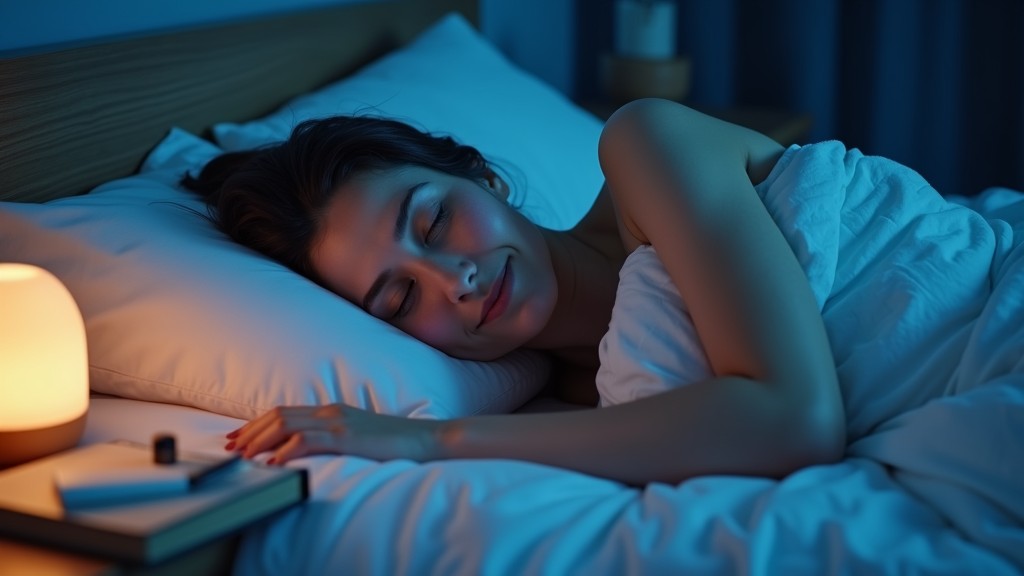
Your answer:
[212,12,604,231]
[0,128,549,421]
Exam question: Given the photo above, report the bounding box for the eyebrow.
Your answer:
[394,182,425,241]
[363,182,426,311]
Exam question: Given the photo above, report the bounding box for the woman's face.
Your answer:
[312,165,557,361]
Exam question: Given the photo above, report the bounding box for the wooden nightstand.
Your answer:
[581,101,813,147]
[0,535,238,576]
[0,441,306,576]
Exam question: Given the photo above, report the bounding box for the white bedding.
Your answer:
[84,142,1024,575]
[602,142,1023,428]
[86,394,1020,575]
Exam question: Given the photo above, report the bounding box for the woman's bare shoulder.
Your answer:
[602,99,784,187]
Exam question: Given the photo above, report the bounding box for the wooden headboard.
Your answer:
[0,0,477,203]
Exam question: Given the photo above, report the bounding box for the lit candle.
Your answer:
[614,0,677,60]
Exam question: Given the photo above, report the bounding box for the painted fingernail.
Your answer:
[226,430,239,439]
[225,441,236,451]
[267,457,277,466]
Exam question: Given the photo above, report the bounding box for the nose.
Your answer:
[419,254,477,304]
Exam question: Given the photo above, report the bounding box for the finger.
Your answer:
[241,414,294,459]
[228,413,274,452]
[233,406,309,454]
[226,416,268,447]
[233,404,339,441]
[228,407,284,444]
[241,411,341,458]
[270,432,312,465]
[267,433,302,465]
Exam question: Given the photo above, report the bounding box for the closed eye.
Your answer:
[425,203,451,245]
[393,279,415,319]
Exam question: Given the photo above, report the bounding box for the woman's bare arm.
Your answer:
[601,99,838,393]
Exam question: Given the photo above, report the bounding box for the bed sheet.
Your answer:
[85,394,1021,576]
[83,396,242,457]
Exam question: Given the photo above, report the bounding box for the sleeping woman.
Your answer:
[182,98,846,486]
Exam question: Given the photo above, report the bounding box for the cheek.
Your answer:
[452,198,514,245]
[408,307,463,350]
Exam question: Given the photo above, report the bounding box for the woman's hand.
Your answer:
[225,404,443,465]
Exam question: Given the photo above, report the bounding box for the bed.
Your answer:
[2,1,1024,574]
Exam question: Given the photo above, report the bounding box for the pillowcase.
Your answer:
[212,12,605,231]
[0,128,549,421]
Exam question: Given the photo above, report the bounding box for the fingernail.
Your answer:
[267,457,277,466]
[226,430,239,439]
[225,441,236,451]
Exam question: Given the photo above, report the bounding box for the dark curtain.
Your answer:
[576,0,1024,197]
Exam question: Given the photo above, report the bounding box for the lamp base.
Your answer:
[0,412,87,468]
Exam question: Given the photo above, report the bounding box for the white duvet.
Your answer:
[95,142,1024,574]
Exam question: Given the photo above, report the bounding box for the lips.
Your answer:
[479,258,511,328]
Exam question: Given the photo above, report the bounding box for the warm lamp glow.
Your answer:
[0,263,89,467]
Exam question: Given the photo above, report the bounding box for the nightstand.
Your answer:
[581,101,813,147]
[0,441,306,575]
[0,534,238,576]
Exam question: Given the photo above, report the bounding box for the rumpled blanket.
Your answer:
[596,141,1024,565]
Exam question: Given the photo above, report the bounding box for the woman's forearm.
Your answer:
[436,374,844,486]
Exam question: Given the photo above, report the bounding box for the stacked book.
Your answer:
[0,440,307,566]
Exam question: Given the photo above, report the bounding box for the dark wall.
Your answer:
[576,0,1024,196]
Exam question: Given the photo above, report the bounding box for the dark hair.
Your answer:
[181,115,494,283]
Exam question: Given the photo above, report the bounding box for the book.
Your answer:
[0,440,307,565]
